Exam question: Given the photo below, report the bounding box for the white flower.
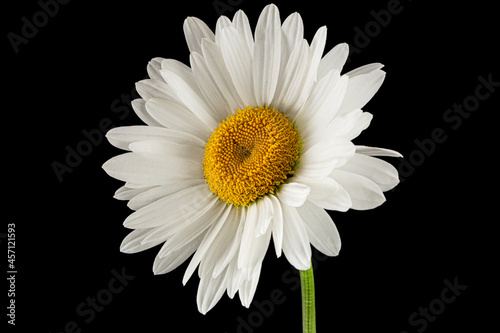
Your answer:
[102,4,401,314]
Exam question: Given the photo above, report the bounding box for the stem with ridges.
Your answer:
[299,263,316,333]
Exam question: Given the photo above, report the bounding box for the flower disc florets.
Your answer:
[203,106,301,206]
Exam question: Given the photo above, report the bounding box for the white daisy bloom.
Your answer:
[103,4,401,314]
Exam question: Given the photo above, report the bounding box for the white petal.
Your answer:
[281,203,311,271]
[215,15,232,45]
[123,184,217,229]
[127,180,204,211]
[183,16,215,54]
[330,169,386,210]
[212,208,245,278]
[147,57,166,82]
[120,228,164,253]
[103,152,201,186]
[199,208,242,279]
[153,234,204,275]
[238,204,272,280]
[269,194,283,257]
[226,249,244,298]
[106,125,205,150]
[297,137,355,180]
[145,98,211,140]
[323,109,373,140]
[201,38,244,112]
[279,12,304,81]
[296,177,352,212]
[317,43,348,81]
[355,145,403,158]
[160,69,218,130]
[131,99,163,128]
[114,185,156,201]
[232,10,254,54]
[253,4,281,106]
[161,59,202,96]
[308,26,328,83]
[183,205,233,285]
[277,182,310,207]
[339,153,399,191]
[255,195,273,237]
[220,27,256,107]
[190,52,232,121]
[159,200,226,258]
[337,69,385,115]
[272,40,310,112]
[197,267,229,314]
[128,138,203,160]
[297,201,341,256]
[294,70,348,141]
[135,79,177,102]
[238,264,261,308]
[345,63,384,77]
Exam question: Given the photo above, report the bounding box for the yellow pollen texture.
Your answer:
[203,106,301,206]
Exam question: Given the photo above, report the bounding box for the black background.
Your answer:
[4,0,498,332]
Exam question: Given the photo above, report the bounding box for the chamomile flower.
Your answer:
[103,3,400,314]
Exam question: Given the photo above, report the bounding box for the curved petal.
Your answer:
[159,200,226,258]
[190,52,232,121]
[272,40,310,112]
[322,109,373,140]
[339,153,399,191]
[297,137,355,180]
[295,70,348,143]
[197,266,229,314]
[238,204,272,280]
[120,228,165,253]
[253,4,281,106]
[103,152,202,186]
[317,43,348,81]
[232,10,254,53]
[114,185,156,201]
[183,16,215,54]
[182,205,233,285]
[297,201,341,256]
[296,177,352,212]
[147,57,167,82]
[269,194,283,257]
[279,12,304,82]
[212,208,245,278]
[201,38,244,113]
[131,99,163,128]
[123,184,217,229]
[281,203,311,271]
[153,233,204,275]
[330,169,386,210]
[135,79,178,102]
[160,69,218,130]
[105,125,206,151]
[276,182,310,207]
[337,69,386,115]
[355,145,403,158]
[345,63,384,77]
[215,15,232,45]
[238,263,261,308]
[219,27,256,106]
[145,97,211,140]
[307,26,328,83]
[127,179,204,211]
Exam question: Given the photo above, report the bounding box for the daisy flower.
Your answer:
[102,3,400,315]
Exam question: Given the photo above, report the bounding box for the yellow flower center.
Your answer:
[203,106,301,206]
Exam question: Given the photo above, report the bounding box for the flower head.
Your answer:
[103,4,400,314]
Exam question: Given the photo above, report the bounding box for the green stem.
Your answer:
[299,263,316,333]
